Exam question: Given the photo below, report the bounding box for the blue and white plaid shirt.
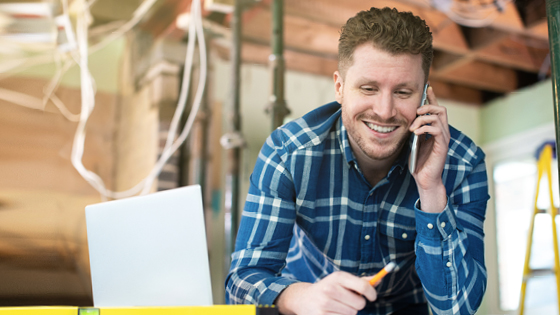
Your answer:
[226,102,489,314]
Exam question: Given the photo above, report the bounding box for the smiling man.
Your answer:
[226,7,489,315]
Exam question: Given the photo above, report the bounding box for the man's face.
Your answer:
[334,43,426,165]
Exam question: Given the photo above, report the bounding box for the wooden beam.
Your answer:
[280,0,470,55]
[432,51,473,73]
[0,77,116,195]
[490,2,525,33]
[214,40,338,77]
[529,19,549,40]
[243,8,339,57]
[522,0,547,28]
[428,80,482,105]
[434,28,542,75]
[464,27,509,51]
[433,60,518,93]
[243,0,469,59]
[474,36,541,72]
[139,0,191,39]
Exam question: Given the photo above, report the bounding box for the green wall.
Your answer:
[18,38,125,94]
[480,80,554,145]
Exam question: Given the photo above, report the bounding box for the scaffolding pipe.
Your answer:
[546,0,560,308]
[268,0,290,130]
[223,0,243,272]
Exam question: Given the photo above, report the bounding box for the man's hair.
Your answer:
[338,7,433,81]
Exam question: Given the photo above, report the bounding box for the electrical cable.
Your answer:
[140,0,207,196]
[88,0,158,54]
[0,87,44,110]
[0,0,206,199]
[68,0,207,199]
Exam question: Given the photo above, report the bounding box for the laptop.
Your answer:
[85,185,213,307]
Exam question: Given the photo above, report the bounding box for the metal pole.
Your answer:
[545,0,560,310]
[267,0,290,130]
[223,0,243,273]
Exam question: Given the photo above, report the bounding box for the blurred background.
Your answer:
[0,0,558,314]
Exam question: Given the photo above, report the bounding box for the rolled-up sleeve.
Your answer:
[225,133,299,305]
[414,155,489,315]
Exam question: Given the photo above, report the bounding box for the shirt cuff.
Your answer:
[414,197,461,240]
[260,277,301,306]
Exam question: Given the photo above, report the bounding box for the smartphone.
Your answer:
[408,83,429,174]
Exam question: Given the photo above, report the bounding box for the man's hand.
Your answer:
[409,86,450,213]
[275,271,377,315]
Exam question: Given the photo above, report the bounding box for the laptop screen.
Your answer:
[85,185,213,307]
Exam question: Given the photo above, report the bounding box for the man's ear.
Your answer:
[334,70,343,104]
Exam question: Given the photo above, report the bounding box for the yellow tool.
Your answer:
[0,305,271,315]
[519,143,560,314]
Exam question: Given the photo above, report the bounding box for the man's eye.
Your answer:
[396,90,412,97]
[361,86,377,93]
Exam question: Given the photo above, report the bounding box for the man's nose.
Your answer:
[372,92,397,120]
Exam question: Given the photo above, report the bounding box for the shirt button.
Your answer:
[364,235,370,241]
[446,261,452,268]
[402,233,408,239]
[427,223,434,229]
[441,222,446,228]
[361,272,366,276]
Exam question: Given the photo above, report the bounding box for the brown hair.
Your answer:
[338,7,433,81]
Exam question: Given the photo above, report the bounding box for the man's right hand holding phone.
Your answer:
[409,86,450,214]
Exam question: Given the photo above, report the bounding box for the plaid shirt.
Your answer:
[226,102,489,314]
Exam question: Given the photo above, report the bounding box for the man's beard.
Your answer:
[341,101,411,162]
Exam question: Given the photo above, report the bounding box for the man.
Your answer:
[226,7,489,315]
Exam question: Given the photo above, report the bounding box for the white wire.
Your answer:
[164,12,198,153]
[0,0,207,199]
[88,0,158,54]
[140,0,207,195]
[68,0,207,199]
[0,87,44,110]
[70,0,109,199]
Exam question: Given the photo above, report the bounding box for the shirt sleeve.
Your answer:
[414,157,489,315]
[225,133,300,305]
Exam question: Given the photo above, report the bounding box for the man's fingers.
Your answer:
[327,272,378,305]
[333,272,378,302]
[419,87,448,127]
[426,85,438,106]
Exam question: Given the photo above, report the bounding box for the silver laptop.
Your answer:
[85,185,213,307]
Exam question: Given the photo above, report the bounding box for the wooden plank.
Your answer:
[490,2,525,33]
[222,41,338,77]
[244,0,469,58]
[0,77,117,195]
[243,9,340,57]
[529,19,549,40]
[433,60,518,93]
[464,27,509,50]
[474,37,540,72]
[139,0,191,39]
[428,80,482,105]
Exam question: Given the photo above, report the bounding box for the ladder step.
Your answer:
[529,268,556,277]
[536,208,560,214]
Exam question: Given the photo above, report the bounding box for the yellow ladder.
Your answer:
[519,143,560,314]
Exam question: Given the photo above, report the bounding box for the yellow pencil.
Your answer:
[369,262,397,286]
